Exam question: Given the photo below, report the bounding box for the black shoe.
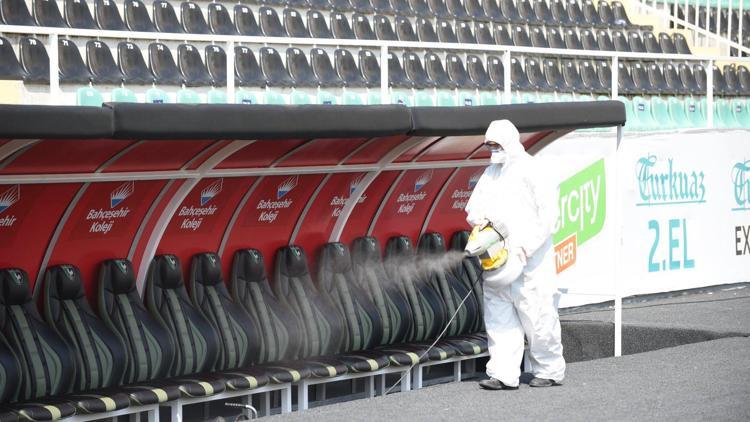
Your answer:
[479,378,519,390]
[529,377,561,387]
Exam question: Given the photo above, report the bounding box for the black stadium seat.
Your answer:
[560,59,585,92]
[723,65,741,96]
[597,29,615,50]
[235,5,261,36]
[396,15,418,41]
[737,65,750,95]
[235,46,267,87]
[547,27,566,49]
[118,41,153,84]
[182,2,209,34]
[663,63,688,95]
[533,0,556,26]
[711,64,729,96]
[567,0,588,27]
[517,0,541,25]
[617,61,637,95]
[582,0,606,28]
[59,38,93,84]
[353,13,376,39]
[628,31,646,53]
[428,0,451,19]
[447,53,477,90]
[446,0,470,20]
[371,0,394,14]
[311,48,345,87]
[86,39,124,84]
[437,19,458,43]
[674,33,692,54]
[124,0,155,32]
[457,21,477,43]
[580,59,607,93]
[205,44,226,86]
[464,0,487,20]
[425,51,456,89]
[375,14,397,40]
[308,10,332,38]
[286,47,319,87]
[1,0,35,25]
[351,0,374,13]
[483,0,504,23]
[526,57,553,91]
[149,42,183,85]
[391,0,413,16]
[647,62,670,94]
[631,61,657,94]
[659,32,677,54]
[330,0,354,12]
[530,27,549,48]
[359,49,381,87]
[19,36,50,83]
[597,0,620,27]
[284,8,310,38]
[510,56,533,91]
[331,11,355,38]
[612,30,629,52]
[494,23,513,45]
[404,51,436,89]
[564,28,583,49]
[511,24,531,47]
[0,37,26,80]
[692,63,707,94]
[595,60,613,92]
[475,21,494,44]
[260,47,294,87]
[387,52,412,88]
[208,3,237,35]
[468,54,499,90]
[551,0,575,27]
[335,48,367,87]
[580,28,599,50]
[153,0,183,33]
[643,31,661,53]
[410,0,434,17]
[450,231,484,332]
[95,0,125,30]
[259,6,285,37]
[64,0,96,28]
[34,0,66,27]
[487,56,506,90]
[417,17,439,42]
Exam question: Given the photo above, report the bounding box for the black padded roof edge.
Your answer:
[106,103,413,140]
[408,101,626,136]
[0,105,113,139]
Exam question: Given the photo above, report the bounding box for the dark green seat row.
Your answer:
[0,231,485,420]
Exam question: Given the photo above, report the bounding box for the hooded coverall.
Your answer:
[465,120,566,387]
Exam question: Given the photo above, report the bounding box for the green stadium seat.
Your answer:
[559,94,574,102]
[458,92,477,106]
[435,91,455,106]
[111,87,138,103]
[632,96,657,131]
[76,86,103,106]
[716,98,738,128]
[343,92,364,105]
[177,88,201,104]
[521,92,537,103]
[596,95,610,101]
[235,89,259,104]
[291,91,313,104]
[317,91,337,105]
[146,87,170,104]
[577,94,593,102]
[416,91,436,106]
[539,93,555,103]
[391,91,411,106]
[684,97,705,128]
[479,92,499,105]
[650,96,674,129]
[667,97,690,128]
[207,89,227,104]
[617,96,639,131]
[731,98,750,127]
[264,91,287,104]
[367,92,382,105]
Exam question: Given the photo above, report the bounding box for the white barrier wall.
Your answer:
[537,130,750,308]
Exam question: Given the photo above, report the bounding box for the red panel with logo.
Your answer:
[338,171,400,246]
[279,138,368,167]
[370,168,453,247]
[104,140,217,172]
[422,167,484,244]
[0,183,80,287]
[220,174,325,283]
[157,177,257,279]
[216,139,308,169]
[47,180,168,302]
[0,140,135,174]
[344,135,410,164]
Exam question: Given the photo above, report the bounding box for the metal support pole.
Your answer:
[48,34,59,104]
[612,56,619,100]
[227,40,235,103]
[707,59,714,128]
[502,50,511,104]
[380,45,389,104]
[614,125,623,358]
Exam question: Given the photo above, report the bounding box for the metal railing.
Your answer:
[2,23,750,127]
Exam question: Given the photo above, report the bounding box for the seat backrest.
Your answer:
[1,0,35,25]
[359,49,381,87]
[207,3,236,35]
[235,5,260,36]
[466,54,494,90]
[404,51,434,89]
[259,6,285,37]
[446,53,473,88]
[630,61,652,92]
[456,21,476,44]
[353,13,376,39]
[582,0,603,26]
[65,0,96,28]
[437,19,457,43]
[564,28,583,49]
[659,32,676,54]
[395,16,417,41]
[177,43,212,86]
[546,27,565,49]
[59,38,92,84]
[371,0,393,13]
[409,0,432,17]
[235,46,266,87]
[446,0,469,19]
[99,259,174,384]
[551,0,573,25]
[596,29,614,51]
[118,41,153,84]
[308,10,332,38]
[181,1,209,34]
[205,44,226,86]
[149,42,183,85]
[617,61,636,91]
[0,327,20,403]
[417,232,477,336]
[475,21,494,45]
[43,264,126,392]
[284,8,309,37]
[351,236,412,346]
[424,51,453,89]
[124,0,154,32]
[673,33,691,54]
[428,0,450,18]
[145,255,220,376]
[153,0,183,33]
[0,268,75,401]
[500,0,521,20]
[628,30,646,53]
[374,14,397,41]
[260,46,294,87]
[384,236,447,342]
[494,24,512,45]
[643,31,661,53]
[647,62,668,93]
[335,48,366,88]
[530,26,548,48]
[387,51,412,88]
[318,243,383,352]
[232,249,303,363]
[311,48,343,87]
[450,231,484,332]
[417,17,438,42]
[526,57,550,90]
[190,253,260,370]
[34,0,66,26]
[0,37,26,80]
[95,0,124,30]
[580,29,598,50]
[486,55,505,89]
[331,11,355,38]
[87,40,123,84]
[274,245,346,357]
[511,24,531,47]
[286,47,318,87]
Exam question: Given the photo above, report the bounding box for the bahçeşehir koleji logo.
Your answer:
[468,169,483,190]
[277,175,299,199]
[0,185,20,213]
[200,179,223,206]
[110,181,134,208]
[350,174,364,195]
[414,170,433,192]
[732,160,750,211]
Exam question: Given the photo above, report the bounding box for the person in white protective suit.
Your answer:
[465,119,565,390]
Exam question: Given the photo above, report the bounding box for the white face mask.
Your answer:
[490,150,507,164]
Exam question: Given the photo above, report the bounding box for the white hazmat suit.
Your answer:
[465,120,565,387]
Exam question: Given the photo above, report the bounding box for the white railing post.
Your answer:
[728,0,734,56]
[612,55,619,100]
[380,45,389,104]
[227,40,235,103]
[48,33,59,105]
[718,1,723,48]
[706,0,712,47]
[707,60,714,127]
[502,50,511,104]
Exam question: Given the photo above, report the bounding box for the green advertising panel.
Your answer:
[553,158,607,246]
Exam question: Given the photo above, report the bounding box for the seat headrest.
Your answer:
[385,235,415,259]
[191,253,223,286]
[276,245,309,277]
[0,268,31,305]
[417,232,446,255]
[100,259,136,295]
[45,265,85,301]
[319,242,352,273]
[233,249,267,282]
[151,255,184,289]
[450,231,470,251]
[351,236,382,265]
